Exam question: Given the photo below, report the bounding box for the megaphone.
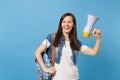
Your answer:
[83,14,99,38]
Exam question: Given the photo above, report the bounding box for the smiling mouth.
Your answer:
[64,26,70,29]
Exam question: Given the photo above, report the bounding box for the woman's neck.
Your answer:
[63,32,70,41]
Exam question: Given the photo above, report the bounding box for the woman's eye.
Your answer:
[62,21,72,24]
[62,21,66,23]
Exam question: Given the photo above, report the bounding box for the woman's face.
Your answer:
[61,16,74,35]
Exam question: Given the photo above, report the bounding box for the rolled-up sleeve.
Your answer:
[79,45,88,53]
[42,39,51,48]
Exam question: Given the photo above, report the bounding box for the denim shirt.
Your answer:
[46,33,82,65]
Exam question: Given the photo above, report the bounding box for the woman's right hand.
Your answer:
[43,67,56,74]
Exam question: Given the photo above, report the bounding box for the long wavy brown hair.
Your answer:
[53,12,79,51]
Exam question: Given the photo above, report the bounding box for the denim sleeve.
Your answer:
[46,33,54,44]
[45,33,54,59]
[46,33,51,42]
[78,39,82,49]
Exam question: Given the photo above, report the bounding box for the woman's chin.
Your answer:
[63,31,71,34]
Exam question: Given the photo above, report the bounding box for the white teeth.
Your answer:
[64,28,69,30]
[64,26,69,29]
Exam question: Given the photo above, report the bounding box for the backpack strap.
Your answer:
[52,45,56,66]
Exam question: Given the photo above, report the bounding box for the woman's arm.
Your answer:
[35,44,47,70]
[82,29,102,56]
[35,44,56,74]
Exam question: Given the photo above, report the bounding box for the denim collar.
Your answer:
[60,34,65,41]
[55,34,78,65]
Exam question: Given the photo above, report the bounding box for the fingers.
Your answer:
[47,67,56,74]
[93,29,102,39]
[93,29,101,35]
[51,67,56,74]
[93,29,101,34]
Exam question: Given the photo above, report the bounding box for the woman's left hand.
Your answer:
[93,29,102,39]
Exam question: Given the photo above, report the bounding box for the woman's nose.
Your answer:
[65,22,69,26]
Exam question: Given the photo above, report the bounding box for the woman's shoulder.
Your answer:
[46,33,56,42]
[77,39,82,48]
[46,33,56,38]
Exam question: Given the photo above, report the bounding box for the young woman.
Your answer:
[35,12,102,80]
